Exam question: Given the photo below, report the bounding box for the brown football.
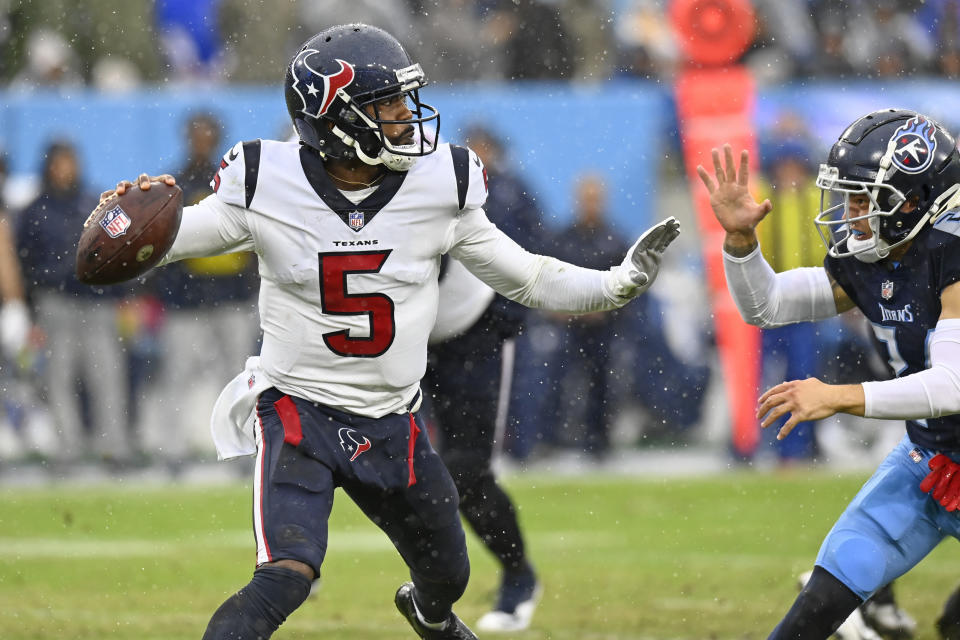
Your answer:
[75,182,183,285]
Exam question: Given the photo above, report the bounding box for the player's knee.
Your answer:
[202,564,314,639]
[264,558,316,581]
[828,533,887,597]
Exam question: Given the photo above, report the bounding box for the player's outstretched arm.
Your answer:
[757,378,865,440]
[604,216,681,303]
[696,145,772,257]
[449,210,680,313]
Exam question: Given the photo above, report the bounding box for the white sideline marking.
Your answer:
[1,530,626,559]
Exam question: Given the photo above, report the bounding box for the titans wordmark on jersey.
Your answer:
[167,139,488,418]
[826,212,960,450]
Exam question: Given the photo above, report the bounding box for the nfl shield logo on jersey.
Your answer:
[349,211,365,230]
[881,280,895,300]
[100,205,131,238]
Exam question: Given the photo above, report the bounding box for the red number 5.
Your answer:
[318,250,396,357]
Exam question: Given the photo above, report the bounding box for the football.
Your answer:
[75,182,183,285]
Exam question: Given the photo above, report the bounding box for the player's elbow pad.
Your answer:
[863,319,960,419]
[723,246,837,328]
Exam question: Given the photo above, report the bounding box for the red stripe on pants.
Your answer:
[407,413,420,487]
[274,395,303,447]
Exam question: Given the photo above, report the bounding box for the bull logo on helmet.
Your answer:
[891,115,937,174]
[290,50,356,118]
[338,427,372,462]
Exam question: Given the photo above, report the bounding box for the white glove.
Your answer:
[0,300,30,359]
[604,216,681,304]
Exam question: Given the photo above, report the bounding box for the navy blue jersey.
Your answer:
[826,214,960,451]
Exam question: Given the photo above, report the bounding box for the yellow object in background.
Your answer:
[184,252,251,276]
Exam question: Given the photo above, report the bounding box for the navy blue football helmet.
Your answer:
[284,24,439,171]
[815,108,960,261]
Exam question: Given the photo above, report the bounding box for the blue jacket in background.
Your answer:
[16,189,129,299]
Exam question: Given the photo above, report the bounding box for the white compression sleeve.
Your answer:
[159,195,254,265]
[722,245,838,328]
[863,319,960,419]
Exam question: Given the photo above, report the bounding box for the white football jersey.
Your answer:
[164,139,621,418]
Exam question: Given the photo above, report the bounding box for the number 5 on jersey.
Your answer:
[319,250,396,357]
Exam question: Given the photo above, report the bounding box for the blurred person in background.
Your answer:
[516,173,630,460]
[754,130,832,464]
[154,0,225,83]
[612,0,678,79]
[409,0,504,83]
[0,155,29,364]
[9,27,83,90]
[743,0,819,82]
[0,152,39,461]
[16,140,133,468]
[831,0,935,78]
[483,0,574,80]
[423,124,545,632]
[142,112,258,470]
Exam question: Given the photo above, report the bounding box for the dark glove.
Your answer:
[920,454,960,511]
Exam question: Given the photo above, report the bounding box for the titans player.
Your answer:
[102,24,680,640]
[698,108,960,639]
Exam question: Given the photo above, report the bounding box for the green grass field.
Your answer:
[0,470,956,639]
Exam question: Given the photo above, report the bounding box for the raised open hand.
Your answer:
[696,145,773,238]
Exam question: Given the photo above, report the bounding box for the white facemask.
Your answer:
[847,233,890,263]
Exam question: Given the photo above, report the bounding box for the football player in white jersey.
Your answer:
[103,24,680,640]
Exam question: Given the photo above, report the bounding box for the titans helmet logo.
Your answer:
[290,50,356,118]
[890,115,937,174]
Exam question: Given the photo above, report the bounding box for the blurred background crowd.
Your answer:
[0,0,952,481]
[1,0,958,87]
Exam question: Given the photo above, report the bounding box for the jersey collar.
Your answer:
[300,146,407,232]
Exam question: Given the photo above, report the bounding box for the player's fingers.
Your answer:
[153,173,176,185]
[654,219,681,252]
[758,381,791,405]
[758,199,773,217]
[759,399,790,428]
[933,469,955,502]
[944,474,960,510]
[712,148,725,183]
[115,180,134,195]
[930,453,950,471]
[723,144,736,183]
[137,173,153,190]
[737,149,750,186]
[946,493,960,511]
[99,189,116,202]
[756,392,781,420]
[777,416,799,440]
[696,165,716,194]
[920,468,943,493]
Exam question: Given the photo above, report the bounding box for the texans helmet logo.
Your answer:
[338,427,372,462]
[290,50,356,118]
[890,115,937,174]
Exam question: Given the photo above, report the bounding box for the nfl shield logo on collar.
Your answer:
[349,211,365,230]
[100,205,131,238]
[881,280,894,300]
